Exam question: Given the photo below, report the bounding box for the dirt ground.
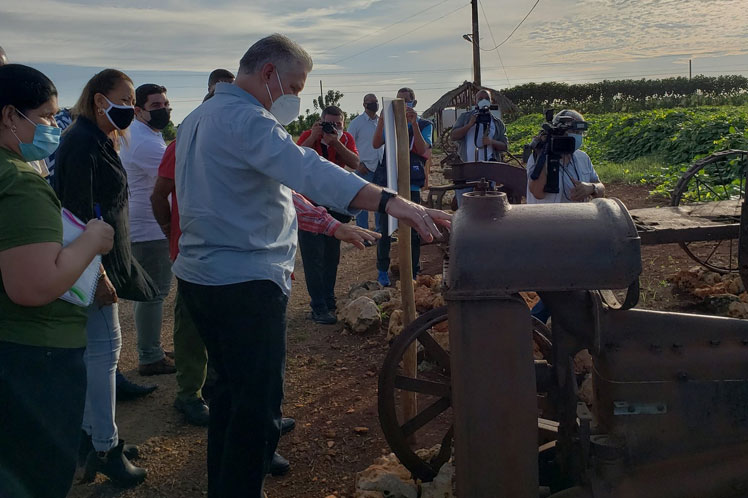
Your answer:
[67,179,708,498]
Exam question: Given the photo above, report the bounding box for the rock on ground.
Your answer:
[341,296,382,334]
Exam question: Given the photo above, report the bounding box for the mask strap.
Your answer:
[16,110,39,128]
[276,70,285,96]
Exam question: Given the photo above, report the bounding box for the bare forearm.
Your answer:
[349,183,383,212]
[150,195,171,228]
[412,128,429,156]
[529,163,548,199]
[332,142,361,169]
[373,119,384,149]
[300,135,317,148]
[451,122,472,140]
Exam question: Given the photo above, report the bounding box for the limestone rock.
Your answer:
[355,453,417,498]
[420,460,455,498]
[349,281,383,300]
[704,293,741,314]
[387,309,404,342]
[368,289,392,305]
[728,301,748,319]
[578,375,594,405]
[414,285,437,312]
[381,299,402,315]
[342,297,382,335]
[573,349,593,375]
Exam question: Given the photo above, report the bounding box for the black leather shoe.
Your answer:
[310,310,337,325]
[78,431,138,466]
[280,417,295,436]
[81,440,147,487]
[116,369,157,401]
[268,452,290,476]
[174,398,210,426]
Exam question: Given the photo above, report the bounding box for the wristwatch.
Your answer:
[378,188,398,214]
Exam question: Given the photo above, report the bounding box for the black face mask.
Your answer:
[365,102,379,113]
[104,100,135,131]
[146,108,171,130]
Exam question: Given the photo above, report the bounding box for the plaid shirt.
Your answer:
[293,192,340,236]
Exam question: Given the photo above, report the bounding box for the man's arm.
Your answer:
[150,177,174,237]
[407,109,430,157]
[328,133,360,170]
[373,114,385,149]
[450,111,477,140]
[298,123,322,148]
[527,154,548,200]
[293,191,380,249]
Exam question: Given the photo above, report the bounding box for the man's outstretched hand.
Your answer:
[385,196,451,242]
[335,224,381,249]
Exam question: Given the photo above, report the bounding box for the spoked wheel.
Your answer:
[671,149,747,273]
[377,305,553,481]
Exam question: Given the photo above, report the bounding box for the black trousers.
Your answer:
[377,190,422,276]
[297,211,351,313]
[0,341,86,498]
[177,279,288,498]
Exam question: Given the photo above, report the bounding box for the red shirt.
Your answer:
[157,141,180,261]
[158,141,343,262]
[296,130,358,166]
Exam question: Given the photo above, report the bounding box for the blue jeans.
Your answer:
[178,279,287,498]
[354,169,379,230]
[82,303,121,452]
[0,341,86,498]
[131,239,173,364]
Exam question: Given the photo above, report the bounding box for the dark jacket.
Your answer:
[55,117,157,302]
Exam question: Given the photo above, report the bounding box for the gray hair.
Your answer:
[239,34,313,75]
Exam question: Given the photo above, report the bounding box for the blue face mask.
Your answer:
[12,111,61,161]
[571,133,583,150]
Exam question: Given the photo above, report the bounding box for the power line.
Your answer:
[331,2,471,65]
[321,0,455,54]
[480,0,541,51]
[478,0,511,86]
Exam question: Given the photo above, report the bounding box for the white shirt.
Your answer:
[119,119,167,242]
[526,149,600,204]
[347,112,384,172]
[465,119,497,162]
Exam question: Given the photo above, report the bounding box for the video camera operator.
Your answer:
[450,89,507,206]
[526,109,605,204]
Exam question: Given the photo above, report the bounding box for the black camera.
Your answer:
[476,103,492,126]
[529,109,588,193]
[321,121,337,135]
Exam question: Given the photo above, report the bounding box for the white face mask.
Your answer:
[266,70,301,126]
[477,98,491,110]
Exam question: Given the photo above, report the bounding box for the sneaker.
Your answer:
[310,310,337,325]
[378,270,391,287]
[138,356,176,376]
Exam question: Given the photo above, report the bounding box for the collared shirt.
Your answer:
[453,109,508,163]
[173,83,368,295]
[347,112,384,172]
[526,149,600,204]
[120,119,167,242]
[159,141,341,262]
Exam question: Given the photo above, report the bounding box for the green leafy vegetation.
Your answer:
[505,106,748,196]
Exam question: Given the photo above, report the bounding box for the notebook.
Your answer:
[59,208,102,307]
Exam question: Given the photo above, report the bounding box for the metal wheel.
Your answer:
[378,305,552,481]
[671,149,747,273]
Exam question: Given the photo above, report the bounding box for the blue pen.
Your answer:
[94,203,103,220]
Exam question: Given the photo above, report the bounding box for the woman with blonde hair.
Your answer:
[0,64,114,498]
[56,68,156,487]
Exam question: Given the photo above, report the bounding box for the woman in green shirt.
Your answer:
[0,64,114,498]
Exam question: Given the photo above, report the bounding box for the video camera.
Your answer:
[529,109,588,193]
[321,121,337,135]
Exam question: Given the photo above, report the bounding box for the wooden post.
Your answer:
[392,98,418,436]
[471,0,481,86]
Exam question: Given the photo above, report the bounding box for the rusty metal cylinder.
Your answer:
[444,191,642,497]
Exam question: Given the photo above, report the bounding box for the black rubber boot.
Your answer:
[78,431,139,466]
[81,440,146,487]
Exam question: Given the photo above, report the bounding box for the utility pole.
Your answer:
[471,0,481,86]
[689,59,692,80]
[320,80,324,107]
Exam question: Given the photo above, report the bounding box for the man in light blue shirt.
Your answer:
[347,93,384,231]
[174,33,450,498]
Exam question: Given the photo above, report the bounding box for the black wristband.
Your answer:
[378,188,398,214]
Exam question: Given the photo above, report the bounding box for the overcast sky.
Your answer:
[2,0,747,124]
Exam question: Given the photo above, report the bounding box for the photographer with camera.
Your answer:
[296,106,362,324]
[450,89,507,206]
[526,109,605,204]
